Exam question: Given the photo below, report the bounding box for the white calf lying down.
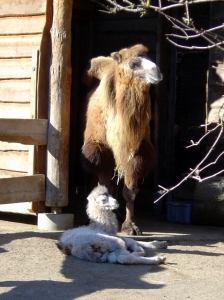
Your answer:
[57,186,168,264]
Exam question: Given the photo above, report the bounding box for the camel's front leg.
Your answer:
[122,181,142,236]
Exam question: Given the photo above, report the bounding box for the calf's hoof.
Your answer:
[156,256,166,264]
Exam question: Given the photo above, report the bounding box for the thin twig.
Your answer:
[192,169,224,182]
[199,151,224,173]
[186,123,221,148]
[166,38,224,50]
[154,123,223,203]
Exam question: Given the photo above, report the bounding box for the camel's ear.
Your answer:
[87,195,93,202]
[111,51,121,64]
[87,56,114,81]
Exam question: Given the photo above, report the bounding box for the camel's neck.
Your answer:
[87,205,119,235]
[115,74,151,147]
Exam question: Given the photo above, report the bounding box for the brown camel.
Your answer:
[81,44,163,235]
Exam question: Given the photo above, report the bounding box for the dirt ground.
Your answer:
[1,214,224,300]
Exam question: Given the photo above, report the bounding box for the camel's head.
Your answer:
[87,186,119,211]
[111,44,163,85]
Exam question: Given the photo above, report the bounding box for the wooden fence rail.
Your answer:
[0,119,48,145]
[0,174,45,204]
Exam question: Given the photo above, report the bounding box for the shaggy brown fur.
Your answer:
[82,44,163,235]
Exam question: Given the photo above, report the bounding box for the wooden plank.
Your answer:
[30,50,39,119]
[0,169,27,178]
[0,141,29,151]
[0,174,45,204]
[0,15,46,35]
[0,35,42,58]
[0,102,30,118]
[0,151,28,172]
[29,50,39,175]
[0,58,31,79]
[0,0,47,16]
[0,79,31,103]
[0,119,48,145]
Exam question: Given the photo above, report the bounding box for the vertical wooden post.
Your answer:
[29,49,39,176]
[46,0,73,209]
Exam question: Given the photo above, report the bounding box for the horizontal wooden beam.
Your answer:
[0,79,31,103]
[0,102,30,119]
[0,15,46,35]
[0,174,45,205]
[0,151,29,173]
[0,35,42,59]
[0,119,48,145]
[0,0,47,17]
[0,58,31,79]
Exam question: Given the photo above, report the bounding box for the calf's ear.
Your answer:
[87,195,94,202]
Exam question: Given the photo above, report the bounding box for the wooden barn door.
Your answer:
[0,0,52,212]
[0,49,47,208]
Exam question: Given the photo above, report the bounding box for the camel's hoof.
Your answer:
[135,228,143,236]
[121,223,142,236]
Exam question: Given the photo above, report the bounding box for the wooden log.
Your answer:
[0,0,47,16]
[0,119,48,145]
[0,175,45,204]
[0,79,31,103]
[0,15,46,35]
[0,35,42,58]
[46,0,73,208]
[0,58,31,79]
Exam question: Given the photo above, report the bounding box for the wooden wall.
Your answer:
[0,0,48,179]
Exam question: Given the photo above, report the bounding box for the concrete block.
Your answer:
[38,213,74,230]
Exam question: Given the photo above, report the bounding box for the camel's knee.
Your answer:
[122,184,138,202]
[108,252,118,264]
[81,142,115,175]
[132,246,145,256]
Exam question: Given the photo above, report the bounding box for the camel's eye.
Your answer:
[128,58,141,70]
[97,195,107,203]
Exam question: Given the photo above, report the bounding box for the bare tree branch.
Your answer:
[154,122,224,203]
[186,123,221,148]
[94,0,224,51]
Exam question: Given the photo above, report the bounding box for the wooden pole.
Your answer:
[46,0,73,209]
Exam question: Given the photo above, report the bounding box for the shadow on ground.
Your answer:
[1,215,224,299]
